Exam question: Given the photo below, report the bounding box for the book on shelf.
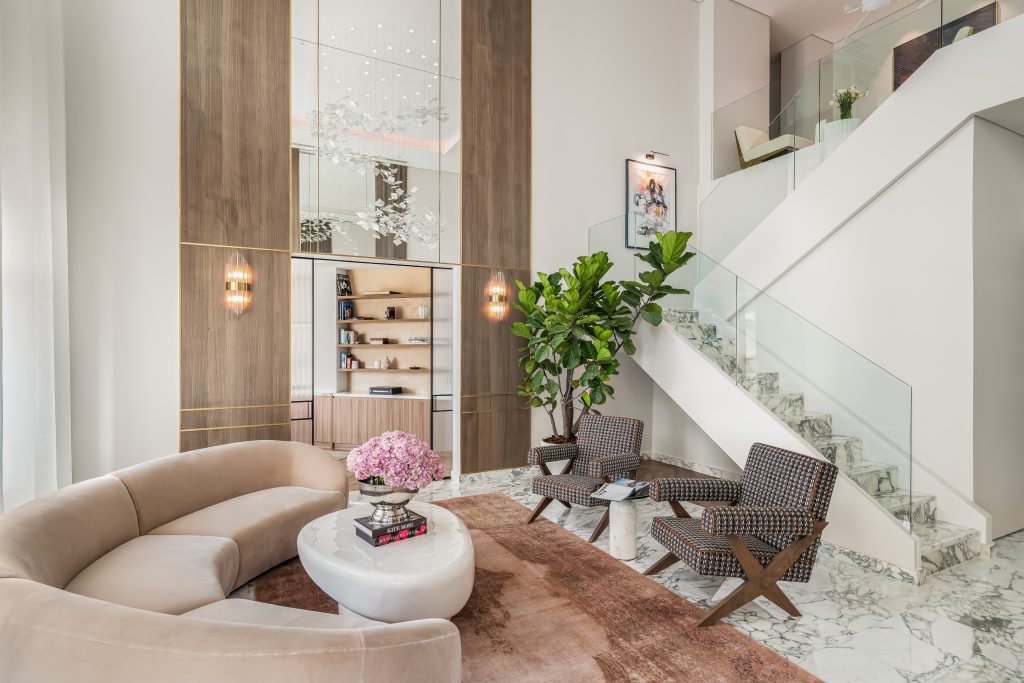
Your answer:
[369,337,389,344]
[354,512,428,547]
[363,290,400,295]
[590,479,649,502]
[407,336,431,344]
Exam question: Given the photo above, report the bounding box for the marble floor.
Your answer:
[385,467,1024,683]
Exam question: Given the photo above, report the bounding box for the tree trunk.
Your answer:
[561,385,575,441]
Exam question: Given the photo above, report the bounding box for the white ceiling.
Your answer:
[735,0,917,54]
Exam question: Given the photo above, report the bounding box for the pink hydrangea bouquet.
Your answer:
[347,431,445,491]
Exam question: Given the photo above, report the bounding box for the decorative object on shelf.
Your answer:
[370,337,389,344]
[893,4,995,90]
[512,231,694,441]
[347,431,445,525]
[829,85,869,120]
[337,271,352,296]
[625,159,676,249]
[417,305,430,319]
[383,356,393,369]
[485,271,508,321]
[384,306,397,320]
[338,300,354,320]
[223,251,253,316]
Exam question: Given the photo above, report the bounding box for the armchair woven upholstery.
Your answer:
[649,443,837,585]
[650,478,742,503]
[701,506,815,537]
[527,443,579,466]
[578,452,642,479]
[529,415,644,509]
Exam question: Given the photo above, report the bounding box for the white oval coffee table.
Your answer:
[297,501,474,623]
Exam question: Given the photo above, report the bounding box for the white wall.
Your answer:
[62,0,180,479]
[532,0,701,450]
[703,0,771,181]
[768,122,976,498]
[972,117,1024,538]
[652,386,737,475]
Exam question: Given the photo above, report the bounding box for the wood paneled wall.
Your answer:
[460,0,532,473]
[179,0,291,449]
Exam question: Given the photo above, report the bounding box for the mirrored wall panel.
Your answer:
[291,0,461,263]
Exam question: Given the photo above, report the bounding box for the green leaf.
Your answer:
[640,302,663,326]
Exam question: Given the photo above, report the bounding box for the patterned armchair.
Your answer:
[644,443,838,626]
[525,415,644,543]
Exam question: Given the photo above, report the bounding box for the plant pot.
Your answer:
[358,481,418,526]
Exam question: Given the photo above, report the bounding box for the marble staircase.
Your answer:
[664,308,982,579]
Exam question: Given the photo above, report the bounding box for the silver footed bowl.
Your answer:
[358,481,418,527]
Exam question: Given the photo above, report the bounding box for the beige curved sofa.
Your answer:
[0,440,461,682]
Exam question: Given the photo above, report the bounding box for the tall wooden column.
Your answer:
[460,0,532,473]
[179,0,291,450]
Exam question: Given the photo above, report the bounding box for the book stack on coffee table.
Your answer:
[353,512,428,547]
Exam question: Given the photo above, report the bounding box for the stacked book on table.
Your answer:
[354,512,428,547]
[590,478,649,502]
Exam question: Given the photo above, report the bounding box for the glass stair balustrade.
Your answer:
[588,216,983,578]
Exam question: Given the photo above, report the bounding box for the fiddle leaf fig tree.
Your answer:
[511,231,694,441]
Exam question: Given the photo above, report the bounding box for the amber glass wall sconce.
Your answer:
[485,271,508,321]
[224,251,253,316]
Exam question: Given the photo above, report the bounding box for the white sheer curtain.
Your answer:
[0,0,72,511]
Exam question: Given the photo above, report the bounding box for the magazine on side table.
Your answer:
[590,478,650,502]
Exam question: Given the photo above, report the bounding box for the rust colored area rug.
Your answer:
[254,493,818,682]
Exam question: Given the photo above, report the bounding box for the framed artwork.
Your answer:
[893,3,996,90]
[625,159,676,249]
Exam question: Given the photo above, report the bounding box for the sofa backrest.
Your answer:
[112,440,344,534]
[0,578,461,682]
[0,477,139,588]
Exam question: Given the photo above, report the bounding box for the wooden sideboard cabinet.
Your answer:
[313,394,431,451]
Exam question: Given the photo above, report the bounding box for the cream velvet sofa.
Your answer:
[0,440,461,682]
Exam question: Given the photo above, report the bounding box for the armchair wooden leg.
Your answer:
[526,497,553,524]
[643,552,681,576]
[557,499,572,509]
[588,508,610,543]
[669,501,691,518]
[696,521,827,627]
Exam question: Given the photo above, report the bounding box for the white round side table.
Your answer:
[297,501,475,623]
[608,498,639,560]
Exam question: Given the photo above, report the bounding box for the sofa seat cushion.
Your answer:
[185,598,383,630]
[149,486,346,588]
[64,534,238,615]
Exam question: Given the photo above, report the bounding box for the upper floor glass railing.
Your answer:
[701,0,1022,264]
[589,216,919,530]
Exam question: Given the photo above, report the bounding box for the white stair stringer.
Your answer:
[633,322,921,577]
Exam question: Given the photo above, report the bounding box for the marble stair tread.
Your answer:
[820,435,864,466]
[837,458,899,496]
[873,489,937,525]
[757,392,804,419]
[785,412,833,445]
[737,371,780,396]
[915,520,983,577]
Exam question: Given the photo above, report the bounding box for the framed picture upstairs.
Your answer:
[625,158,677,249]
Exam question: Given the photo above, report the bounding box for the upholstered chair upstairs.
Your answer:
[644,443,838,626]
[525,415,644,543]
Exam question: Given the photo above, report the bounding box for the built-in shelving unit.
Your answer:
[335,265,433,397]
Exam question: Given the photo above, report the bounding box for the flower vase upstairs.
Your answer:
[830,85,869,122]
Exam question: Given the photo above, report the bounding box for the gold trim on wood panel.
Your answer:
[181,242,291,254]
[181,403,291,411]
[180,422,291,433]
